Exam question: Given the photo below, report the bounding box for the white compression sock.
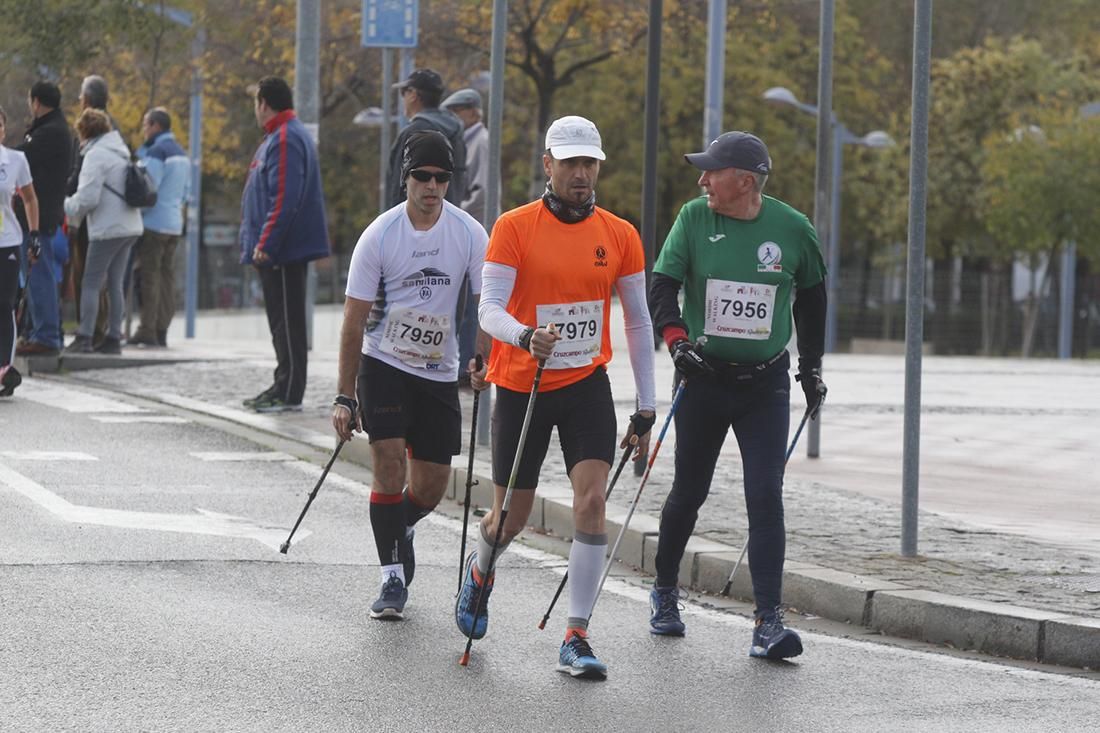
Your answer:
[380,563,405,586]
[566,530,608,631]
[477,522,510,577]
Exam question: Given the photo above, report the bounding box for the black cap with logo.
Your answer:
[685,131,771,174]
[393,68,444,95]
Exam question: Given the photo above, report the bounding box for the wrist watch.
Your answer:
[517,326,535,352]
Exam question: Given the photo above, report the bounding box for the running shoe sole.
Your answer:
[369,607,404,621]
[649,624,685,637]
[555,662,608,680]
[254,403,303,413]
[454,551,489,639]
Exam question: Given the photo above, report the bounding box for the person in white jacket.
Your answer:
[63,109,143,354]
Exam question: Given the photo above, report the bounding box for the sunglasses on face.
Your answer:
[409,169,452,183]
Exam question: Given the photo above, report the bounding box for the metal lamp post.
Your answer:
[144,4,203,339]
[763,86,895,354]
[763,86,894,456]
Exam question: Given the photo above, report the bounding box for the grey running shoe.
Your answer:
[370,572,408,620]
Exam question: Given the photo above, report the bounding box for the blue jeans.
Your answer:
[654,352,791,614]
[22,230,61,349]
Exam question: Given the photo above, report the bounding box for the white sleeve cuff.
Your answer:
[478,261,528,346]
[617,271,657,412]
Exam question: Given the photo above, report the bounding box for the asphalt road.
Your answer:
[2,378,1098,732]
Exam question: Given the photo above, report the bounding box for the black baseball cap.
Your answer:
[393,68,444,95]
[685,131,771,174]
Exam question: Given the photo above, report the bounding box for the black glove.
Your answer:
[796,368,827,418]
[628,410,656,439]
[27,231,41,262]
[670,339,712,379]
[333,394,359,430]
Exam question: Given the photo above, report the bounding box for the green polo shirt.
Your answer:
[653,195,826,364]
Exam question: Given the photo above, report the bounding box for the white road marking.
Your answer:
[139,392,334,450]
[191,451,296,462]
[0,451,98,461]
[18,382,150,413]
[92,416,190,424]
[0,461,303,550]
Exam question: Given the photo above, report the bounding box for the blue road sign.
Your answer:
[362,0,418,48]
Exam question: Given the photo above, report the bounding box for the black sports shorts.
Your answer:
[491,366,616,490]
[357,355,461,465]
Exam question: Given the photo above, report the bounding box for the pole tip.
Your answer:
[279,542,289,554]
[721,582,731,596]
[459,652,470,667]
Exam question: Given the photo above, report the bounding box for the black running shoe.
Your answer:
[750,609,803,659]
[0,366,22,397]
[370,572,408,620]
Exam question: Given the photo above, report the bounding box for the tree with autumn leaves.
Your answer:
[3,0,1100,355]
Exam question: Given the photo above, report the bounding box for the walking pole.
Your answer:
[460,353,548,666]
[588,379,687,620]
[537,441,633,630]
[458,354,485,593]
[279,438,347,554]
[720,393,824,595]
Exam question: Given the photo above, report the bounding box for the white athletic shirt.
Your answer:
[0,146,32,250]
[346,199,488,382]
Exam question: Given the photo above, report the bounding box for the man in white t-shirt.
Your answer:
[331,130,490,620]
[0,114,40,396]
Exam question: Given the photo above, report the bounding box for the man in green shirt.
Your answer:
[648,131,827,659]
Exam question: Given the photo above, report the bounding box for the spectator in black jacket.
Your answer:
[386,69,467,209]
[16,81,73,356]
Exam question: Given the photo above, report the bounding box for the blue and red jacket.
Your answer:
[239,110,330,266]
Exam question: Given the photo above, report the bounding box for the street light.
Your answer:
[763,86,895,353]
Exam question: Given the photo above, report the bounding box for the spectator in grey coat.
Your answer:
[63,109,143,355]
[441,88,488,226]
[441,87,490,383]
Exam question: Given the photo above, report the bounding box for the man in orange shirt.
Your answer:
[458,115,657,679]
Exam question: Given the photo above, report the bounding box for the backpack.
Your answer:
[104,150,158,208]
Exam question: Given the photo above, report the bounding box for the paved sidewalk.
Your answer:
[18,303,1100,669]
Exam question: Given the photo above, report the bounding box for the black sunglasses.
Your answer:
[409,169,452,183]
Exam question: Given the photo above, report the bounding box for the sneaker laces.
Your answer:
[566,633,595,659]
[380,572,404,600]
[654,587,685,621]
[459,567,490,612]
[756,608,787,637]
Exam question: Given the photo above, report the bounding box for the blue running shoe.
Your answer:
[402,527,415,587]
[557,632,608,680]
[749,609,803,659]
[455,551,493,639]
[369,572,408,620]
[649,586,686,636]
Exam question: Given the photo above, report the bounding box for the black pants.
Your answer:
[655,352,791,613]
[1,248,19,365]
[258,261,308,405]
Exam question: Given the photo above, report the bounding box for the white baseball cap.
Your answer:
[544,115,606,161]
